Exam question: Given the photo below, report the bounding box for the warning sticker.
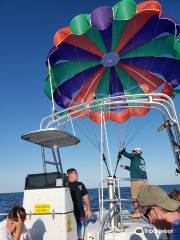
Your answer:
[34,204,51,214]
[66,215,72,232]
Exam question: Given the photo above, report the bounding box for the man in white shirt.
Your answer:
[0,206,29,240]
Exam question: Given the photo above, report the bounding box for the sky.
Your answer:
[0,0,180,193]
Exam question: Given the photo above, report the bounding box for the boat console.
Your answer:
[22,129,80,240]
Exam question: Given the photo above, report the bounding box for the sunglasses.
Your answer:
[144,207,152,220]
[141,206,154,221]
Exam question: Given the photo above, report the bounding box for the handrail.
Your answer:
[98,177,150,239]
[0,213,7,216]
[99,200,122,240]
[98,177,131,240]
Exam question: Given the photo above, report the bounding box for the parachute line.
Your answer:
[103,115,113,176]
[48,59,56,113]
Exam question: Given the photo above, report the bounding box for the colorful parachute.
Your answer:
[45,0,180,123]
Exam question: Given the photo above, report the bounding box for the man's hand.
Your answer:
[83,194,92,218]
[118,148,126,159]
[86,209,92,218]
[15,213,24,231]
[121,148,126,154]
[120,164,126,168]
[13,213,24,240]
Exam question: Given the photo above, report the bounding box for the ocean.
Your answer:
[0,185,179,221]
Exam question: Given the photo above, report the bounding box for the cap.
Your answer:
[138,185,180,211]
[132,148,142,154]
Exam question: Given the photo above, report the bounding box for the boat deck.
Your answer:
[85,210,168,240]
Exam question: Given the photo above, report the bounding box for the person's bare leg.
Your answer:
[130,181,147,218]
[130,200,141,218]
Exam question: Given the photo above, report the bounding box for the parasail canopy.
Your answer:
[44,0,180,123]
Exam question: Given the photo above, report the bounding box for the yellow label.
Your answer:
[34,204,51,214]
[66,215,72,232]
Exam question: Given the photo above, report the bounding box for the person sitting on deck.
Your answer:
[119,147,148,218]
[138,185,180,240]
[0,206,31,240]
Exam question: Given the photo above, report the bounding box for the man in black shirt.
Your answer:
[67,168,92,240]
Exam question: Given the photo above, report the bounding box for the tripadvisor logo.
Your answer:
[144,228,173,234]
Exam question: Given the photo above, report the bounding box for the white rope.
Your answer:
[48,59,55,114]
[69,114,76,136]
[100,106,104,220]
[103,115,113,176]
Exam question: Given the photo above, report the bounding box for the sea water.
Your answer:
[0,185,179,221]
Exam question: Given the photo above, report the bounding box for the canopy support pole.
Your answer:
[41,146,47,173]
[158,119,180,172]
[56,148,63,173]
[51,148,60,172]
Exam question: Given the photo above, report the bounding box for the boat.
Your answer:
[1,0,180,239]
[20,93,180,240]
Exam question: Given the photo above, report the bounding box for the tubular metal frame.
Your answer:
[99,177,133,240]
[40,93,179,127]
[40,93,180,171]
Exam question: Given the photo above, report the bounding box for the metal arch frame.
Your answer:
[40,93,180,171]
[40,93,179,130]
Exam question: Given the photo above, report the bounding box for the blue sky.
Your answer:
[0,0,180,193]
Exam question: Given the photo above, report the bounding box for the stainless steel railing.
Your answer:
[99,177,141,240]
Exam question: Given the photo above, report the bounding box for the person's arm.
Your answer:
[83,194,92,218]
[13,213,24,240]
[121,149,134,160]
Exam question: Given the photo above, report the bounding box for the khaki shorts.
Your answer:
[131,180,148,200]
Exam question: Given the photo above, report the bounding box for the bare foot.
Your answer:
[130,212,141,218]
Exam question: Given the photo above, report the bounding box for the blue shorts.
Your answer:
[77,217,85,239]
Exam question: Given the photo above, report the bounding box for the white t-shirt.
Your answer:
[0,220,12,240]
[0,219,31,240]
